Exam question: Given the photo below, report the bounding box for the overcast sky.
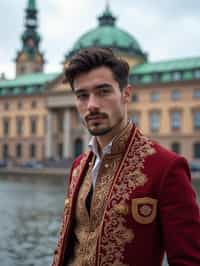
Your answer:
[0,0,200,78]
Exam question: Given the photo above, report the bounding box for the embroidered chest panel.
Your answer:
[97,131,155,266]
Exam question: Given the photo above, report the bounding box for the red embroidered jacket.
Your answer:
[52,125,200,266]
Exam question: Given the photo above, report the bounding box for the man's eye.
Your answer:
[76,93,89,100]
[99,88,110,95]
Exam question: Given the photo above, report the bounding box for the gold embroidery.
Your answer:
[52,152,90,266]
[69,152,89,197]
[69,155,95,265]
[69,123,134,266]
[98,130,156,266]
[64,198,70,207]
[131,197,158,224]
[114,204,129,216]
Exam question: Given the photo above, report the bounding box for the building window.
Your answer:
[18,101,23,110]
[3,144,9,159]
[4,102,9,111]
[16,143,23,158]
[30,144,36,158]
[152,73,159,82]
[131,113,140,127]
[194,70,200,79]
[193,143,200,159]
[131,75,139,84]
[173,72,181,81]
[171,89,181,100]
[31,100,37,109]
[193,88,200,99]
[3,119,10,136]
[171,111,181,130]
[171,142,181,154]
[16,118,24,136]
[193,111,200,129]
[150,111,160,132]
[132,93,139,102]
[150,91,160,102]
[30,117,37,135]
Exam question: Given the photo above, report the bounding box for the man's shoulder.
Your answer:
[134,128,187,165]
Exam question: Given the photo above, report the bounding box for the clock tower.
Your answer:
[15,0,45,76]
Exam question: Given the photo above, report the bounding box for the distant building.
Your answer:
[0,0,200,163]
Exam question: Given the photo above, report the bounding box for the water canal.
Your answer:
[0,176,199,266]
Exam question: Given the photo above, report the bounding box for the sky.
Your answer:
[0,0,200,79]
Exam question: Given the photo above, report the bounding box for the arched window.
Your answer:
[74,138,83,158]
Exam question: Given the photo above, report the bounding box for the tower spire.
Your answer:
[105,0,110,11]
[27,0,36,10]
[15,0,44,76]
[98,1,116,26]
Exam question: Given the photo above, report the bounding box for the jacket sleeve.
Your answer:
[159,157,200,266]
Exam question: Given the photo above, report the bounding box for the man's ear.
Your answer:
[122,84,133,103]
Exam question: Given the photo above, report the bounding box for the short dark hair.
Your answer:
[64,47,129,90]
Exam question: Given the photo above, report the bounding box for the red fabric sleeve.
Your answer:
[159,157,200,265]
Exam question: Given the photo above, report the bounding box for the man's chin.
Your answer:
[88,127,112,136]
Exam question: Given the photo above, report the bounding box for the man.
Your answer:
[52,47,200,266]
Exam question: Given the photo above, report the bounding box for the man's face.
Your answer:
[73,66,131,136]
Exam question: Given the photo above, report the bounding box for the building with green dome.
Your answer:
[65,4,147,67]
[0,0,200,164]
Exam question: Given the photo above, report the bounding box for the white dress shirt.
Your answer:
[88,137,112,188]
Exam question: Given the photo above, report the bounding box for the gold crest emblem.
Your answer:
[131,197,158,224]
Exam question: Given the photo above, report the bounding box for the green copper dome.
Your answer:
[66,5,146,59]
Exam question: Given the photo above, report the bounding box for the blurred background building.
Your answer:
[0,0,200,164]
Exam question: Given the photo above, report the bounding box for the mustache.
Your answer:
[85,112,108,121]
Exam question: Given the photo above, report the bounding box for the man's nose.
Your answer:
[87,94,100,111]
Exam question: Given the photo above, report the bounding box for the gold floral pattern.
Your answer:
[69,152,89,198]
[98,130,155,266]
[52,152,90,266]
[68,122,134,266]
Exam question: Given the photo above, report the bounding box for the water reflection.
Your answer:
[0,177,66,266]
[0,176,199,266]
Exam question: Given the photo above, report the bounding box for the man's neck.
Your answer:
[96,118,128,153]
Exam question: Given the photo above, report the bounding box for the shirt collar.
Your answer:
[88,137,112,158]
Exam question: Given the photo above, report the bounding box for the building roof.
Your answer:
[130,56,200,85]
[0,72,60,96]
[131,56,200,74]
[66,5,145,59]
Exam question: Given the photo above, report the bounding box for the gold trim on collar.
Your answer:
[111,121,133,155]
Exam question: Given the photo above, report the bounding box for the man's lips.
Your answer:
[86,115,107,122]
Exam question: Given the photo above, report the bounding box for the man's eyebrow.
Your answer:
[95,83,112,89]
[74,83,112,94]
[74,88,88,94]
